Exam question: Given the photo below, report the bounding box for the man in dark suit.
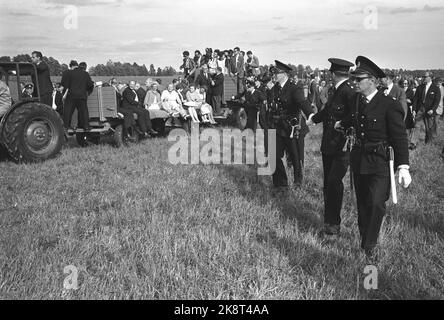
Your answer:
[335,56,411,260]
[63,64,95,130]
[412,72,441,144]
[60,60,78,125]
[210,67,224,115]
[307,74,319,113]
[121,80,157,137]
[381,72,407,119]
[272,60,314,188]
[233,80,265,131]
[135,82,146,108]
[307,58,355,237]
[231,47,245,94]
[195,64,212,104]
[31,51,53,106]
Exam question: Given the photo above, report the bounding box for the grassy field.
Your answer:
[0,122,443,300]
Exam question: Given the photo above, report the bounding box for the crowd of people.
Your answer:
[0,49,443,158]
[305,71,444,154]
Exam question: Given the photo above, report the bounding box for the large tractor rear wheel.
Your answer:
[2,102,64,163]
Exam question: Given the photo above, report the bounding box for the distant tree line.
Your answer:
[0,55,178,77]
[88,60,177,77]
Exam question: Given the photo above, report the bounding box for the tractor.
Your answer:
[0,62,64,163]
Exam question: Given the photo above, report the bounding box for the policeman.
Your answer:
[335,56,412,260]
[272,60,314,188]
[306,58,355,237]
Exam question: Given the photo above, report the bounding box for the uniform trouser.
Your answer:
[40,93,52,107]
[125,105,153,132]
[258,105,268,156]
[272,134,305,186]
[322,152,349,226]
[246,108,258,131]
[64,98,89,129]
[412,112,436,144]
[353,172,390,251]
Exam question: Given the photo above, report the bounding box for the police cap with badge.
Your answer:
[351,56,386,79]
[328,58,354,75]
[274,60,293,74]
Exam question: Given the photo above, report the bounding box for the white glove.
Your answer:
[334,121,344,132]
[398,168,412,188]
[306,113,315,126]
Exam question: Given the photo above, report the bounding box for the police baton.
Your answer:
[389,146,398,204]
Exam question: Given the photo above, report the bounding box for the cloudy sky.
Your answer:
[1,0,443,70]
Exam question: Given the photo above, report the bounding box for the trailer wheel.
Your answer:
[234,107,247,130]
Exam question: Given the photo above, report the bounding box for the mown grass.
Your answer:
[0,122,443,300]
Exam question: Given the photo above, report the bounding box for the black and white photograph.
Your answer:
[0,0,443,306]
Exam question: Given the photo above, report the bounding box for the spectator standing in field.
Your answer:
[307,74,319,113]
[435,77,443,123]
[52,83,64,116]
[233,80,264,130]
[60,60,79,125]
[319,79,329,111]
[63,62,95,131]
[401,79,416,150]
[210,67,224,115]
[30,51,53,106]
[381,72,408,120]
[412,72,441,145]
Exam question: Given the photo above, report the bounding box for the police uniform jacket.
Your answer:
[312,79,355,155]
[273,79,313,137]
[342,90,409,175]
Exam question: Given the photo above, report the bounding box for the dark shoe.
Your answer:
[319,224,340,237]
[364,247,379,264]
[148,129,158,135]
[127,134,136,143]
